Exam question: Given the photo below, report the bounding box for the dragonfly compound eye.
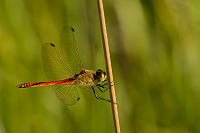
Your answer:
[96,69,106,78]
[96,69,102,76]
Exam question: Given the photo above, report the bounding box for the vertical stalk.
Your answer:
[97,0,121,133]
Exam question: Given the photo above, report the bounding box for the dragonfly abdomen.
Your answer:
[17,78,74,88]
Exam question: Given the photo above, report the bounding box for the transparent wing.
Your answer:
[42,43,74,81]
[59,26,82,74]
[55,85,80,105]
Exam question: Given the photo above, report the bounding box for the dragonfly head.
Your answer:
[96,69,107,82]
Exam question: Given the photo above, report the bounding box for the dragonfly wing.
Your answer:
[42,43,74,81]
[59,26,82,74]
[55,85,80,106]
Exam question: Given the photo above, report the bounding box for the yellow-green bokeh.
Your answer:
[1,0,200,133]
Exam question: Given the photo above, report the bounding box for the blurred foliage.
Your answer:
[1,0,200,133]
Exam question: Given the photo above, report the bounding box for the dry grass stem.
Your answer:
[97,0,121,133]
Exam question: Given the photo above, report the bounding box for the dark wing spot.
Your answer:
[71,27,75,32]
[77,97,80,101]
[50,43,55,47]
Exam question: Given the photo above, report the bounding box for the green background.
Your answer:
[1,0,200,133]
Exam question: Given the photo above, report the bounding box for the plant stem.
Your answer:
[97,0,121,133]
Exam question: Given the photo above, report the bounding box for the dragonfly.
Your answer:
[17,26,112,106]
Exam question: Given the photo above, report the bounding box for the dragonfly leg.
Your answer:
[96,81,115,92]
[100,82,109,88]
[102,79,108,82]
[92,87,113,103]
[96,84,109,92]
[103,81,115,88]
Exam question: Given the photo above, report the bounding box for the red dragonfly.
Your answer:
[17,26,112,105]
